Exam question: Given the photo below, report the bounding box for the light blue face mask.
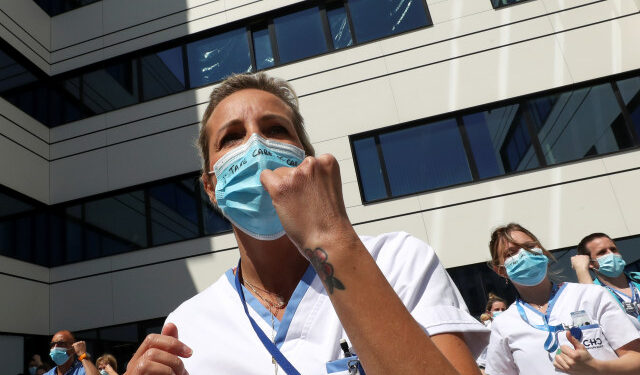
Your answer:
[100,370,108,375]
[504,247,549,286]
[49,347,70,366]
[210,134,305,240]
[597,253,626,278]
[492,311,502,318]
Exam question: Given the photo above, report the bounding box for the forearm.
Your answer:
[81,358,100,375]
[305,228,462,375]
[575,268,594,284]
[593,352,640,374]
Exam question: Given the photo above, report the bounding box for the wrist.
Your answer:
[77,353,88,361]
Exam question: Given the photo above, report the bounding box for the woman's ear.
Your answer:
[493,264,507,279]
[201,173,217,205]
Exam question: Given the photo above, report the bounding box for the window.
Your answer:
[491,0,530,9]
[33,0,101,16]
[352,79,640,203]
[82,60,140,114]
[251,27,275,70]
[141,46,186,101]
[327,5,353,49]
[149,178,201,246]
[274,7,329,64]
[347,0,430,43]
[0,50,36,92]
[186,28,252,88]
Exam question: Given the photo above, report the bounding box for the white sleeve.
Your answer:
[367,232,490,358]
[485,326,517,375]
[594,286,640,349]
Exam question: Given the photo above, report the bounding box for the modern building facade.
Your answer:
[1,0,640,372]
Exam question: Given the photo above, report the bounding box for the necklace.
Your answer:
[242,277,287,375]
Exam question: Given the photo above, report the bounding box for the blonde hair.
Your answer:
[197,72,315,177]
[488,223,556,267]
[485,292,506,312]
[96,354,117,372]
[479,313,492,322]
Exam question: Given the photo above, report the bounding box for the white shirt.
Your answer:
[594,277,640,331]
[166,232,489,374]
[485,283,640,375]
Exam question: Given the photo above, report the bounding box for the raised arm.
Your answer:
[261,154,480,375]
[73,341,100,375]
[571,255,594,284]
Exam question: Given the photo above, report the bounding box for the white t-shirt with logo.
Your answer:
[165,232,489,374]
[485,283,640,375]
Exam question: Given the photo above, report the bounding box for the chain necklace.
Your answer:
[243,278,287,375]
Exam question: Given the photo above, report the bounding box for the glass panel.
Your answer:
[100,324,138,342]
[352,137,387,202]
[273,7,328,64]
[0,50,36,92]
[533,83,633,165]
[83,60,140,114]
[141,46,186,101]
[84,191,148,249]
[379,118,472,196]
[462,112,503,179]
[616,76,640,140]
[327,6,353,50]
[187,28,252,88]
[348,0,429,43]
[0,191,34,217]
[200,186,231,235]
[491,0,529,9]
[252,28,275,70]
[149,179,200,246]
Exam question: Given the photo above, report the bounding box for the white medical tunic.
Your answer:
[485,283,640,375]
[166,232,489,374]
[594,277,640,332]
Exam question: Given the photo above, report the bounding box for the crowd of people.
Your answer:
[19,72,640,375]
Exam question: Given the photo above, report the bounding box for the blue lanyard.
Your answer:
[233,259,301,375]
[515,283,567,353]
[595,273,640,305]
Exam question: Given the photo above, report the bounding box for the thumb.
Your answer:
[161,322,179,338]
[259,168,279,196]
[566,330,584,350]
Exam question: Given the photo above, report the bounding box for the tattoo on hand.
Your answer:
[304,247,345,294]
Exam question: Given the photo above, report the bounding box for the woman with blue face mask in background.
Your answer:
[122,72,489,375]
[485,223,640,375]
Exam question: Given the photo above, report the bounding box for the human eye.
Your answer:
[219,132,243,149]
[266,124,289,136]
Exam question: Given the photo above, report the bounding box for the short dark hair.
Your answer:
[577,233,612,256]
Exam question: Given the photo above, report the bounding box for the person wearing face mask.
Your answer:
[95,355,117,375]
[485,223,640,375]
[571,233,640,331]
[27,354,44,375]
[477,293,507,373]
[123,72,489,375]
[45,330,99,375]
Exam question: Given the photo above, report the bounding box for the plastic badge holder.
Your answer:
[570,310,591,327]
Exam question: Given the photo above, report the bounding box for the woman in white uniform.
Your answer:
[485,223,640,374]
[123,73,488,375]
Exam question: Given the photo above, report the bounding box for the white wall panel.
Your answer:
[422,175,630,268]
[106,124,201,192]
[0,335,24,374]
[0,0,50,73]
[50,149,108,203]
[112,249,237,324]
[608,169,640,235]
[0,274,49,334]
[50,274,114,332]
[0,135,49,203]
[0,255,49,283]
[51,2,102,51]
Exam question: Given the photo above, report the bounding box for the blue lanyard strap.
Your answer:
[595,273,640,305]
[234,259,301,375]
[516,283,567,353]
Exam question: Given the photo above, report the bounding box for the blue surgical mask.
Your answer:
[492,311,502,318]
[211,134,305,240]
[50,348,70,366]
[100,370,108,375]
[504,247,549,286]
[28,367,37,375]
[597,253,626,278]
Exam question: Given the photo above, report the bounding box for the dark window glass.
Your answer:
[0,50,36,92]
[491,0,530,9]
[379,118,472,196]
[533,83,633,165]
[65,219,84,263]
[200,186,231,235]
[462,112,503,179]
[84,192,148,250]
[187,28,252,88]
[327,6,353,49]
[348,0,429,43]
[499,108,539,173]
[616,76,640,140]
[0,191,34,217]
[141,46,186,101]
[82,60,140,114]
[33,0,101,16]
[352,137,387,202]
[149,179,200,246]
[274,7,328,64]
[252,28,275,70]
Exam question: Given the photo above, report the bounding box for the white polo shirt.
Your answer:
[166,231,489,374]
[485,283,640,375]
